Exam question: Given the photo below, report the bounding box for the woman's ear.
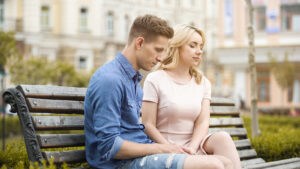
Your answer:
[135,37,144,49]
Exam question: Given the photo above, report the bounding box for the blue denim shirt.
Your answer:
[84,52,153,169]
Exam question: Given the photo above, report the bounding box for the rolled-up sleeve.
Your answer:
[88,74,124,161]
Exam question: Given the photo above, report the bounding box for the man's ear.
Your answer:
[135,37,144,49]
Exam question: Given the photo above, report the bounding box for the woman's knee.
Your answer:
[216,156,233,169]
[215,131,232,140]
[211,159,225,169]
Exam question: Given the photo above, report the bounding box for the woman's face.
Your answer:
[178,32,203,68]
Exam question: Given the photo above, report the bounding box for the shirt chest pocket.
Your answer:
[124,99,138,114]
[122,99,140,124]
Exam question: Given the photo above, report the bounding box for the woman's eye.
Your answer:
[189,45,195,48]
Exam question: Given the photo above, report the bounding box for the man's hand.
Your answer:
[154,143,187,154]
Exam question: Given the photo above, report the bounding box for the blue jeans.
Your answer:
[118,153,187,169]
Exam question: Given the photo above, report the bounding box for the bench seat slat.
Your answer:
[38,134,85,148]
[210,118,244,127]
[241,158,265,168]
[210,106,240,116]
[32,116,84,130]
[42,150,85,164]
[238,149,258,159]
[234,139,251,149]
[245,157,300,169]
[208,128,247,137]
[27,98,84,113]
[18,85,86,100]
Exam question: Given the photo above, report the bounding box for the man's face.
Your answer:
[136,36,169,71]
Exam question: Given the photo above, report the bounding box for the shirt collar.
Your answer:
[116,52,143,82]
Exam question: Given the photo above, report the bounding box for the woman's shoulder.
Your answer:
[145,70,165,81]
[200,75,211,88]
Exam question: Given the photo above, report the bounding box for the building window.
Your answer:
[80,8,88,32]
[40,5,50,30]
[257,70,270,102]
[79,56,87,69]
[254,7,266,31]
[189,0,195,6]
[0,0,4,27]
[124,15,130,38]
[281,4,300,32]
[106,12,114,35]
[224,0,234,36]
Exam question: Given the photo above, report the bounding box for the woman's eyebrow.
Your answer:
[190,41,202,45]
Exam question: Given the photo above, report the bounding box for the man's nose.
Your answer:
[156,55,162,62]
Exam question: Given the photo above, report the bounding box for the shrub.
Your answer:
[0,116,21,138]
[243,115,300,162]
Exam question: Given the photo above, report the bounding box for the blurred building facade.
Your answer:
[0,0,217,70]
[215,0,300,112]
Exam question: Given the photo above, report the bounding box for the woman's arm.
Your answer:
[141,101,170,144]
[187,98,211,154]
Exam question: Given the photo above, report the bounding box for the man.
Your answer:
[84,15,232,169]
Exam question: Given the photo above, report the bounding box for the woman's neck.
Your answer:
[165,64,191,83]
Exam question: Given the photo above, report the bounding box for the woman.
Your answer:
[142,25,241,169]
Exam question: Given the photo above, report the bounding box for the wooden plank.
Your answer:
[266,161,300,169]
[245,157,300,169]
[238,149,258,159]
[208,128,248,137]
[241,158,265,168]
[210,106,240,116]
[234,139,251,149]
[211,97,235,106]
[37,134,85,148]
[27,98,84,113]
[32,116,84,130]
[42,150,85,164]
[210,118,244,127]
[17,85,86,101]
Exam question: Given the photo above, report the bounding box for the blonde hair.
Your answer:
[158,24,205,84]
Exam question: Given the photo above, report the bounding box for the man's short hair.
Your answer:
[128,15,174,43]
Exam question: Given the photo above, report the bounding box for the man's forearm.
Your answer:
[114,140,186,159]
[114,140,161,159]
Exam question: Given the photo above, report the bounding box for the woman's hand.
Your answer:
[182,146,197,155]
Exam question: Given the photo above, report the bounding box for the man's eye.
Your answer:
[156,49,163,52]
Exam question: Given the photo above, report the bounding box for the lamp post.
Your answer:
[0,66,5,151]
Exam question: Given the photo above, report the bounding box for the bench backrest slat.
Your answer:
[27,98,84,114]
[32,116,84,130]
[37,134,85,148]
[209,117,244,127]
[18,85,86,101]
[208,128,247,138]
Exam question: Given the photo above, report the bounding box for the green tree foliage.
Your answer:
[0,30,19,69]
[9,57,93,87]
[269,52,295,91]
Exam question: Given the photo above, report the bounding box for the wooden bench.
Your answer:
[2,84,300,168]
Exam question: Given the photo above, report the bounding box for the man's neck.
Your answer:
[122,46,139,71]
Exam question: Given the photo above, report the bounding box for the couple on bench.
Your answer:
[84,14,241,169]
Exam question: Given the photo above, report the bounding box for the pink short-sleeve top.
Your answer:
[143,70,211,138]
